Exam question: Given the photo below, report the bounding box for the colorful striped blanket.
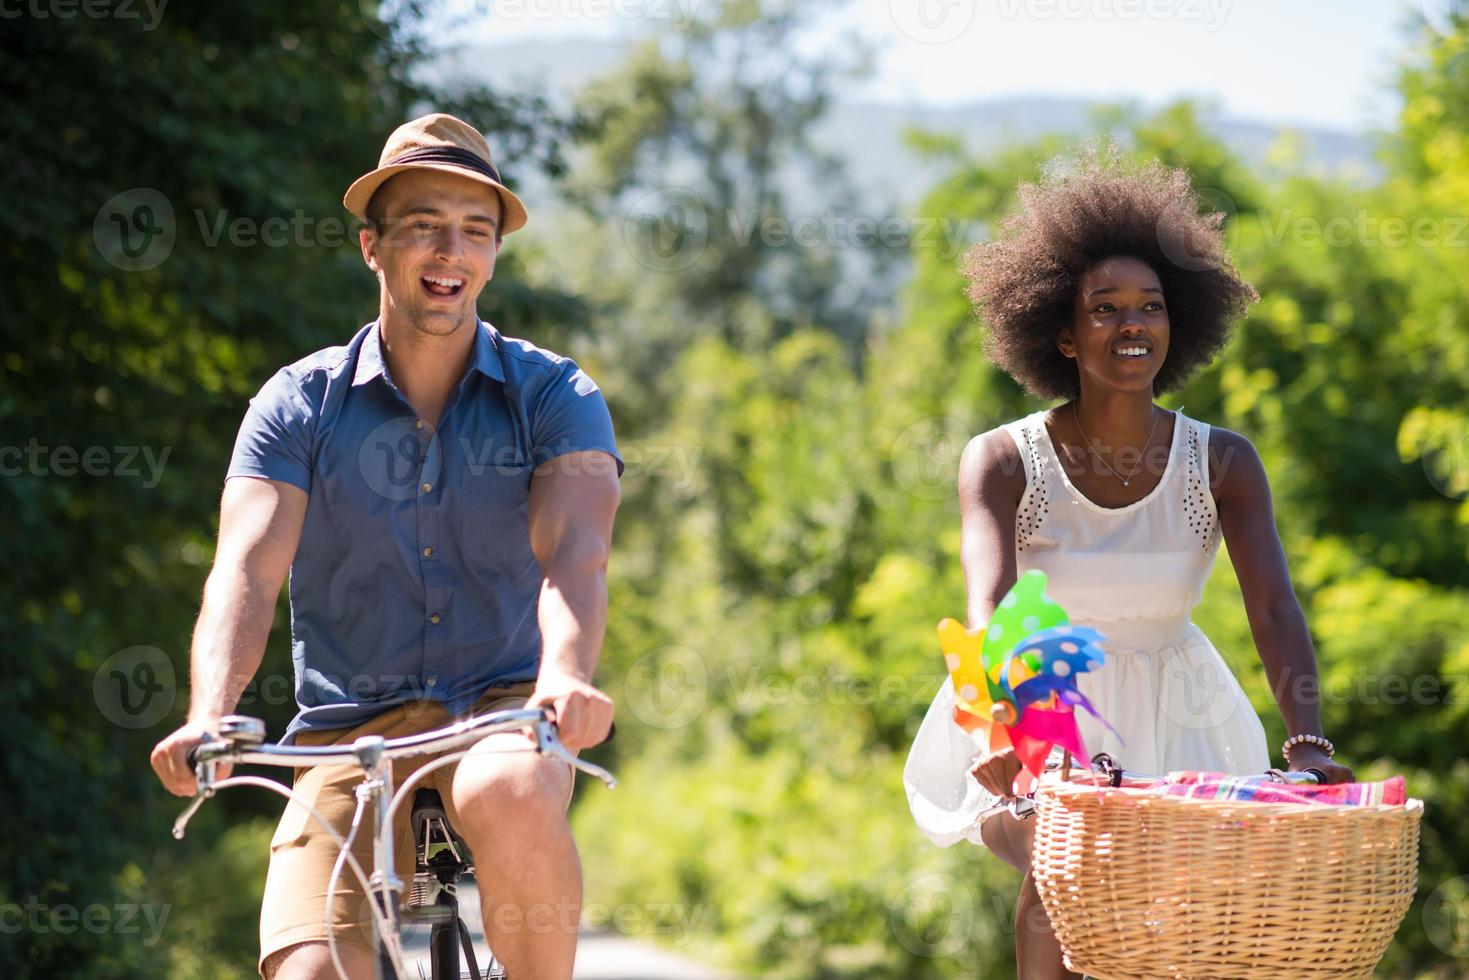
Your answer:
[1144,771,1407,806]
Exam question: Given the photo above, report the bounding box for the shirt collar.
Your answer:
[352,319,506,388]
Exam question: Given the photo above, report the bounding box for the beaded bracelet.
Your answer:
[1282,732,1335,761]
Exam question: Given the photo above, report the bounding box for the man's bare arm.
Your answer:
[150,476,306,795]
[526,451,621,751]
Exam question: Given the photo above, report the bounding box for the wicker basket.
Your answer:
[1030,777,1422,979]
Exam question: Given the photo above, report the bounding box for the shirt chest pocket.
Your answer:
[459,463,538,579]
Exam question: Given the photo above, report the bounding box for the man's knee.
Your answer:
[450,739,573,836]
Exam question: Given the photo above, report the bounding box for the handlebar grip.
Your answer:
[185,745,200,768]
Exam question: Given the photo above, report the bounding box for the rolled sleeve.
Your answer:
[226,367,314,492]
[529,360,623,477]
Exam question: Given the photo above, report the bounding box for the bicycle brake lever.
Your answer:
[533,720,617,789]
[171,789,213,840]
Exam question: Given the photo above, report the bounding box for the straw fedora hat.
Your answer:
[343,113,528,235]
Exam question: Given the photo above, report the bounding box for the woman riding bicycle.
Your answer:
[903,142,1355,980]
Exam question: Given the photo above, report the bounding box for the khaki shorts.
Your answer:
[257,683,568,977]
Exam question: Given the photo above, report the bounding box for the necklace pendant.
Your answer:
[1122,479,1131,486]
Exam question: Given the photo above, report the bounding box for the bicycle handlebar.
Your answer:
[987,752,1326,822]
[185,707,614,778]
[176,706,615,844]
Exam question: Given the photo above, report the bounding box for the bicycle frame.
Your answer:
[172,708,615,980]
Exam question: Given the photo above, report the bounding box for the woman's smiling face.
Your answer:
[1058,255,1171,394]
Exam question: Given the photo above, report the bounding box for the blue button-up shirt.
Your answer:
[226,319,621,741]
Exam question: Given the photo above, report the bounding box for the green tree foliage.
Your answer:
[574,12,1469,980]
[0,3,576,974]
[6,1,1468,977]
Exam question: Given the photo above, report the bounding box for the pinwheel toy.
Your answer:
[938,569,1120,779]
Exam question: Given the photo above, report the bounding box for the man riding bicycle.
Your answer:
[150,113,623,980]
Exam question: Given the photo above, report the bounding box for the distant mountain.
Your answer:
[813,98,1381,206]
[429,39,1381,209]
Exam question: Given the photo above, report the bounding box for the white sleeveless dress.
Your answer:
[904,408,1271,848]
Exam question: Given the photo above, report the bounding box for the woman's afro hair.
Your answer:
[962,140,1258,401]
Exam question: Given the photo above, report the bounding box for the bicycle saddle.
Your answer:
[411,788,474,871]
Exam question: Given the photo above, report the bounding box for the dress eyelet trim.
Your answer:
[1016,419,1050,552]
[1185,422,1218,550]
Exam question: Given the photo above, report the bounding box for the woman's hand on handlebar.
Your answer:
[150,720,231,797]
[1287,744,1354,784]
[972,745,1023,800]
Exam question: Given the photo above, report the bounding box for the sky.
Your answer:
[438,0,1440,132]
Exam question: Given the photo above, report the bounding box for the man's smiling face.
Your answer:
[360,167,503,337]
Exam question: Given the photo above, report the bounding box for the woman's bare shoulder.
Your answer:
[958,424,1028,505]
[1204,423,1262,500]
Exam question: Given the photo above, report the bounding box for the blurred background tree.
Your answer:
[1,0,1465,977]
